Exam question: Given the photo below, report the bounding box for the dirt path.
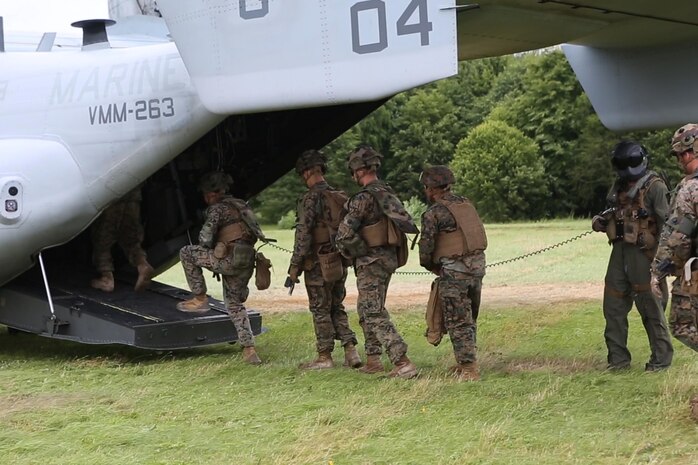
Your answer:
[247,282,603,313]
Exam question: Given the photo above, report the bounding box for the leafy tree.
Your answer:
[451,120,549,221]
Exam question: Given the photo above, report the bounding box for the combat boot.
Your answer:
[690,395,698,422]
[450,361,480,382]
[242,346,262,365]
[91,272,114,292]
[299,351,334,370]
[343,343,362,368]
[388,355,418,379]
[134,260,155,292]
[176,293,209,313]
[358,355,384,374]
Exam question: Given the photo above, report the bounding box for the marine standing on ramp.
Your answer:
[177,172,267,365]
[335,144,419,379]
[651,124,698,420]
[418,166,486,381]
[90,186,155,293]
[591,141,673,371]
[287,149,362,370]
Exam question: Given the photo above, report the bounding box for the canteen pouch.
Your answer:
[318,249,343,283]
[255,252,272,290]
[231,243,255,271]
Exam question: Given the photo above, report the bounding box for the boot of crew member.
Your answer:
[358,354,384,374]
[300,351,334,370]
[343,343,362,368]
[388,355,418,379]
[242,346,262,365]
[176,293,209,313]
[450,361,480,381]
[91,272,115,292]
[134,258,155,292]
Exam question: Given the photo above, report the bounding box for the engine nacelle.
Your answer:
[0,138,97,285]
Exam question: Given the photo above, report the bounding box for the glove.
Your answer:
[650,273,663,300]
[591,215,608,233]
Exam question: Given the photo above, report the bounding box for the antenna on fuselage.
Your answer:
[71,19,115,50]
[0,17,5,53]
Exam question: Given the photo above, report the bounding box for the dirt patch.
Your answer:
[247,282,603,313]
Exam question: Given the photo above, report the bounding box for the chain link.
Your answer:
[264,230,595,275]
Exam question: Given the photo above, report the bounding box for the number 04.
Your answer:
[351,0,433,55]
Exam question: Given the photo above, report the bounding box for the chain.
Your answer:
[265,230,595,276]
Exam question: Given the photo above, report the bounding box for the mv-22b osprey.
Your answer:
[2,0,698,349]
[0,0,460,349]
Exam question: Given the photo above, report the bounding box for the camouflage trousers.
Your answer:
[179,245,255,347]
[304,263,358,353]
[439,272,480,364]
[355,260,408,364]
[603,242,673,369]
[669,283,698,353]
[92,195,146,273]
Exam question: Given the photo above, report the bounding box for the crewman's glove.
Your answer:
[650,273,663,300]
[591,215,608,233]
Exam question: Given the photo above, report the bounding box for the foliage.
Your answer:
[277,209,296,229]
[403,195,427,226]
[253,52,683,224]
[451,120,549,221]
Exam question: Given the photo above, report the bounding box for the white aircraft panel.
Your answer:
[157,0,458,114]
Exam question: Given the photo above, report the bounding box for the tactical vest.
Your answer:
[606,174,661,250]
[432,197,487,264]
[357,184,418,246]
[215,197,264,244]
[311,189,348,245]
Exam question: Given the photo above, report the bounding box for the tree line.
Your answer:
[251,50,681,225]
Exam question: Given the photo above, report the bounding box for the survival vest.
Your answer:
[606,172,662,250]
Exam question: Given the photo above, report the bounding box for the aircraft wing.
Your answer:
[456,0,698,131]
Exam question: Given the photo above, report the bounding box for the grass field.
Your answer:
[1,220,696,464]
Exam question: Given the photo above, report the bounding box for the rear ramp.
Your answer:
[0,270,263,350]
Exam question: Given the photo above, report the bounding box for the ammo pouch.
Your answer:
[680,257,698,295]
[254,252,272,290]
[213,241,229,259]
[231,242,255,273]
[425,278,446,346]
[318,249,343,283]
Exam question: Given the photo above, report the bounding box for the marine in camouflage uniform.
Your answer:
[288,150,361,370]
[91,186,154,292]
[418,166,486,381]
[592,141,672,371]
[177,172,267,365]
[335,145,419,379]
[651,124,698,421]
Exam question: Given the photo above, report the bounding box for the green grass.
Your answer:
[1,219,696,464]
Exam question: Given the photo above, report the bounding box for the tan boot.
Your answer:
[134,260,155,292]
[176,294,209,313]
[343,343,362,369]
[450,361,480,382]
[91,272,114,292]
[299,351,333,370]
[388,355,418,379]
[242,346,262,365]
[358,354,384,374]
[690,395,698,422]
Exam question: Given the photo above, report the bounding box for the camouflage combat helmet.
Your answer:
[198,171,233,192]
[347,144,383,172]
[420,165,455,188]
[671,123,698,154]
[295,149,327,175]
